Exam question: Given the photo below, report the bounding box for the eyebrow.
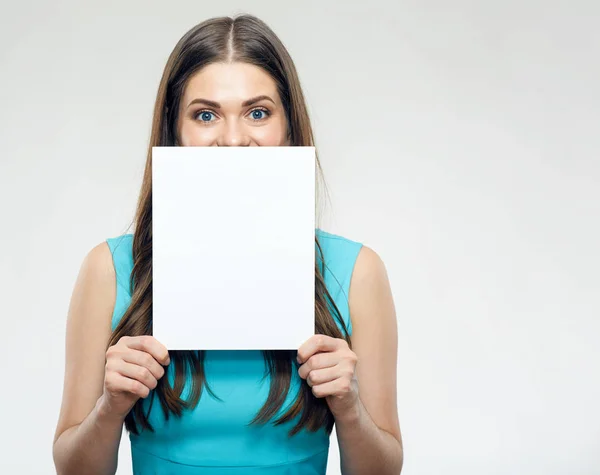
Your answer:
[187,95,276,109]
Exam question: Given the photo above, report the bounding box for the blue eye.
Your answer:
[197,111,216,122]
[194,107,270,124]
[250,108,267,120]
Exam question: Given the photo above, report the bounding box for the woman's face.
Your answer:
[177,62,290,146]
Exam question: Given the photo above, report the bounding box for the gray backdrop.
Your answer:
[1,0,599,473]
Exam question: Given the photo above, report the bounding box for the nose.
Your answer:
[216,121,251,146]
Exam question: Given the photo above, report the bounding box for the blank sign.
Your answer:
[151,146,316,350]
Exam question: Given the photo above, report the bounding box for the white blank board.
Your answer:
[152,146,316,350]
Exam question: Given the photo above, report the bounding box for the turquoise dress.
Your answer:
[106,228,363,474]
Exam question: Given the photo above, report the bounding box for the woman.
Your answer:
[52,14,403,475]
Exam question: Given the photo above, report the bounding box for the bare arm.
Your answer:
[52,242,123,475]
[336,246,403,474]
[52,242,170,475]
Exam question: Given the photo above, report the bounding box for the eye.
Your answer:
[195,110,217,123]
[193,107,271,124]
[248,107,271,121]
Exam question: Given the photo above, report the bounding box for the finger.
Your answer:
[297,334,343,364]
[311,378,352,399]
[298,352,339,379]
[304,366,340,387]
[107,373,151,399]
[112,360,158,390]
[124,335,170,365]
[121,349,166,380]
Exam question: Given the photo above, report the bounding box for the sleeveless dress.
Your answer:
[106,228,363,474]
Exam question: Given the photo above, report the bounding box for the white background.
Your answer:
[1,1,599,474]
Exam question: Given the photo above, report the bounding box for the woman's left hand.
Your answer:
[297,334,360,420]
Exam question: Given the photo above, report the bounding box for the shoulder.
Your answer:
[69,240,117,327]
[352,245,388,288]
[348,244,395,331]
[80,240,116,284]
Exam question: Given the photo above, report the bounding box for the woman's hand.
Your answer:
[297,334,360,420]
[98,335,170,420]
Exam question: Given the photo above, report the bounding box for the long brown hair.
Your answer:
[107,14,350,437]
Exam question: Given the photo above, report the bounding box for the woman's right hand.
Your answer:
[98,335,171,420]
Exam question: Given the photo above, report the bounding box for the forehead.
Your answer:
[182,62,280,106]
